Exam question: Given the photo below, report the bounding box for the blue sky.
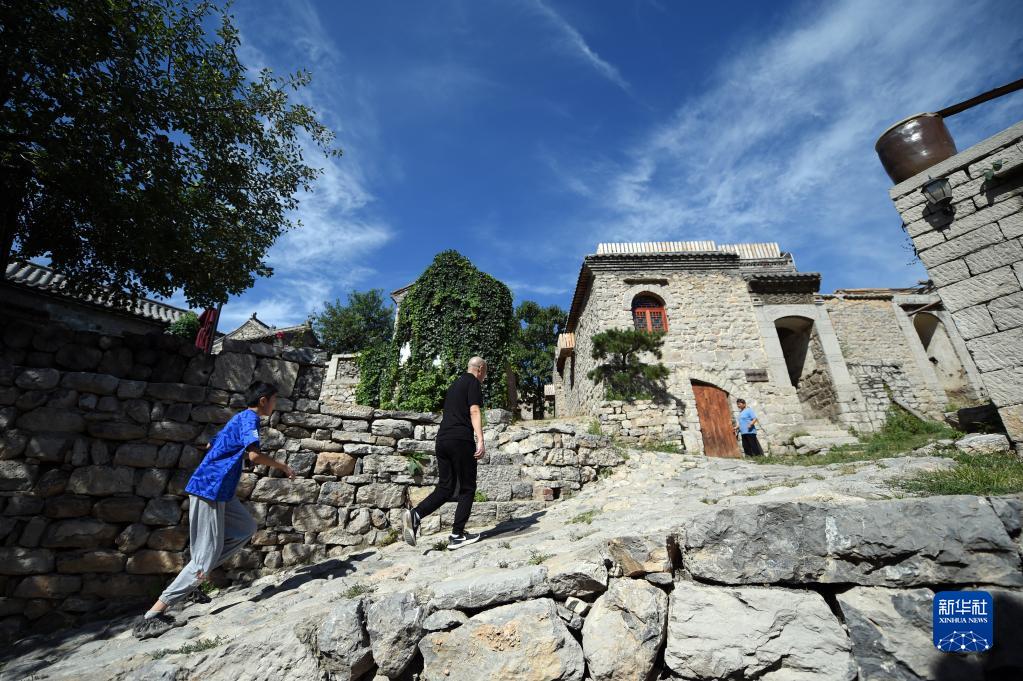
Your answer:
[200,0,1023,329]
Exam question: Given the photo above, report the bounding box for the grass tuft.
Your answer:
[473,490,489,502]
[893,451,1023,496]
[587,419,602,436]
[341,584,371,599]
[567,510,598,525]
[639,441,683,454]
[151,636,227,660]
[377,528,400,546]
[528,551,552,565]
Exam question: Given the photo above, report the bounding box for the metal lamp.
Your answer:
[921,177,954,216]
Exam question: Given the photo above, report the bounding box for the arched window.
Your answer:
[632,294,668,332]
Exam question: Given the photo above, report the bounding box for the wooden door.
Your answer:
[692,382,740,458]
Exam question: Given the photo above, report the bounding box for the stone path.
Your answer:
[3,449,1017,681]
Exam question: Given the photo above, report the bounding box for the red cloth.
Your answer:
[195,307,220,354]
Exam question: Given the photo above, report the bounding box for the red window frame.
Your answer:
[632,295,668,333]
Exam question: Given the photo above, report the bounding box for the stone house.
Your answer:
[552,241,984,456]
[212,313,319,354]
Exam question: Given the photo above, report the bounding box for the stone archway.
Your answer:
[912,312,972,402]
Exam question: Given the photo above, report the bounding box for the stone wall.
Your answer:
[888,119,1023,445]
[596,399,685,445]
[0,315,626,642]
[794,328,840,420]
[847,363,918,431]
[318,353,359,405]
[824,297,945,418]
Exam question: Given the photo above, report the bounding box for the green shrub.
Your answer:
[587,329,669,401]
[166,311,200,338]
[474,490,488,502]
[586,419,602,435]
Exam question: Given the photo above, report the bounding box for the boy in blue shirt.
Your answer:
[734,398,763,457]
[133,381,295,639]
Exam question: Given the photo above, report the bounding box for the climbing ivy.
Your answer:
[376,250,514,411]
[354,342,389,408]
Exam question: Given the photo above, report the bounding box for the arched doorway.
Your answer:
[691,380,739,458]
[913,312,972,401]
[774,316,839,419]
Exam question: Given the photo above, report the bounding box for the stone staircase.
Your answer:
[788,418,860,455]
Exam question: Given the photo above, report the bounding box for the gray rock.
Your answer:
[135,468,172,497]
[116,523,150,553]
[87,419,148,440]
[372,419,414,439]
[149,420,202,442]
[191,404,234,424]
[17,407,86,432]
[114,443,160,468]
[419,598,584,681]
[254,358,300,398]
[0,429,29,460]
[0,547,55,575]
[0,460,39,491]
[305,597,374,681]
[55,344,102,371]
[15,367,60,390]
[604,535,670,577]
[211,352,257,392]
[423,609,468,632]
[145,382,206,403]
[280,411,342,430]
[366,591,424,678]
[429,565,550,611]
[292,504,338,532]
[955,433,1011,454]
[355,483,407,509]
[42,519,120,549]
[142,497,183,526]
[62,372,119,395]
[679,497,1023,587]
[664,582,855,681]
[836,586,983,681]
[182,354,216,385]
[318,481,356,507]
[116,379,147,399]
[582,578,667,681]
[557,604,583,631]
[545,551,608,599]
[251,478,320,504]
[66,465,134,496]
[26,432,71,463]
[93,496,146,522]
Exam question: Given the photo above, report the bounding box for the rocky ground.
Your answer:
[3,449,1021,681]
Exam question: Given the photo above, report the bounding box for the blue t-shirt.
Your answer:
[185,410,260,502]
[738,407,758,435]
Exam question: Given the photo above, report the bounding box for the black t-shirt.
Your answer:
[436,373,483,442]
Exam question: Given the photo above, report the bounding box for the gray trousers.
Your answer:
[158,495,257,607]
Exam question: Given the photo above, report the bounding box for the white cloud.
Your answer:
[556,0,1023,287]
[529,0,630,92]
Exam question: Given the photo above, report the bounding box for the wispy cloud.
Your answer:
[552,0,1023,287]
[529,0,630,92]
[219,0,394,327]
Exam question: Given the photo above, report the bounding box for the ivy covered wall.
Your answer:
[372,250,514,411]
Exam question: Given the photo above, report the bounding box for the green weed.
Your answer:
[567,510,598,525]
[151,636,227,660]
[473,490,489,502]
[893,451,1023,496]
[528,551,552,565]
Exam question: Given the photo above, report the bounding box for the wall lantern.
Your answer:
[921,177,954,216]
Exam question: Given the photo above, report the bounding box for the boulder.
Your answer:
[679,497,1023,587]
[62,372,119,395]
[314,452,358,477]
[87,420,148,440]
[115,523,151,553]
[366,591,424,678]
[355,483,407,509]
[545,551,608,599]
[93,496,146,522]
[17,407,85,432]
[42,519,120,549]
[55,344,102,371]
[56,549,125,574]
[304,597,374,681]
[135,468,172,497]
[371,419,413,439]
[0,460,39,492]
[318,481,356,507]
[13,574,82,599]
[148,526,189,551]
[955,433,1011,454]
[142,497,183,526]
[582,578,668,681]
[43,494,94,518]
[210,353,257,392]
[27,433,72,463]
[292,504,338,532]
[114,443,160,468]
[429,566,550,611]
[0,547,55,575]
[664,582,855,681]
[149,420,202,442]
[66,466,134,496]
[836,586,983,681]
[127,549,186,574]
[419,598,584,681]
[254,358,300,398]
[423,609,468,632]
[251,478,320,504]
[604,535,670,577]
[15,368,60,391]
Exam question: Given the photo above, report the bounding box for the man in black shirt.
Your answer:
[403,356,487,549]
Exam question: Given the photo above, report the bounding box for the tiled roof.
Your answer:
[596,241,782,259]
[4,261,189,324]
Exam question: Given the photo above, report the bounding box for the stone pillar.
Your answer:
[888,119,1023,445]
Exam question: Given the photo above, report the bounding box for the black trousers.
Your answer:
[413,439,477,535]
[741,433,763,457]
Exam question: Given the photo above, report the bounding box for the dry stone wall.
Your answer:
[889,120,1023,446]
[596,399,685,445]
[318,353,359,405]
[0,315,625,643]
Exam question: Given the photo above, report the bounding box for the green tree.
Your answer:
[166,310,200,338]
[587,329,670,401]
[378,250,514,412]
[511,301,566,419]
[0,0,338,307]
[314,289,394,354]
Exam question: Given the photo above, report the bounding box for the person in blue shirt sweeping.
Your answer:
[734,398,764,457]
[133,381,294,639]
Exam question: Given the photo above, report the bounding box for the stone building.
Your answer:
[552,241,984,456]
[887,119,1023,446]
[212,313,319,354]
